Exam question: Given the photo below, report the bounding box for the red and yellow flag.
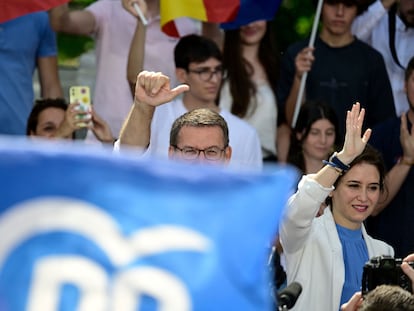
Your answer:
[160,0,240,37]
[0,0,69,23]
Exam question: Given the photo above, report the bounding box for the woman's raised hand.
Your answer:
[337,102,371,165]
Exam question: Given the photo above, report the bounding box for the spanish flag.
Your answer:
[160,0,240,37]
[160,0,282,37]
[0,0,69,23]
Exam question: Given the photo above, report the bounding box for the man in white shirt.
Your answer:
[119,35,262,171]
[352,0,414,116]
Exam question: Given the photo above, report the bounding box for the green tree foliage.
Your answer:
[274,0,317,53]
[57,0,96,62]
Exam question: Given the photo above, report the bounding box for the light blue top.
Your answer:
[337,224,369,309]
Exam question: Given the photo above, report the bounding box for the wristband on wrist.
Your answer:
[329,152,351,171]
[322,160,344,175]
[322,152,351,174]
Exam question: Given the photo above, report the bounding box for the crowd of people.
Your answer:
[1,0,414,309]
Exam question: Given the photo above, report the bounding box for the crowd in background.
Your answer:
[1,0,414,310]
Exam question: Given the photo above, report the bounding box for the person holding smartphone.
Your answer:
[27,98,114,144]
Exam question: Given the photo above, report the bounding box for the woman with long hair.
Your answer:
[219,20,288,162]
[288,100,340,174]
[280,103,394,311]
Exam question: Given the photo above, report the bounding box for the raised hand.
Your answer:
[402,253,414,293]
[55,102,91,139]
[90,109,114,144]
[294,47,315,80]
[134,71,190,108]
[337,102,371,164]
[121,0,147,19]
[399,113,414,165]
[340,292,363,311]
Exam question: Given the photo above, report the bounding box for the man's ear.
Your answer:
[176,68,187,84]
[168,145,175,159]
[224,146,232,164]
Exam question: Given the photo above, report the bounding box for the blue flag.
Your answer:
[220,0,283,30]
[0,139,297,311]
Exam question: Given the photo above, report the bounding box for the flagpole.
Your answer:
[133,2,148,26]
[291,0,324,128]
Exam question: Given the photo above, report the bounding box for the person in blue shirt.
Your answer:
[0,12,62,136]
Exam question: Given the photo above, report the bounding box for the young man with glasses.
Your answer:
[119,70,232,165]
[119,34,262,171]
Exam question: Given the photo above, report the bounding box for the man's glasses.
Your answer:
[173,146,227,161]
[187,66,224,82]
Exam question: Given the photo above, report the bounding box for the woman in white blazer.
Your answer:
[279,103,394,311]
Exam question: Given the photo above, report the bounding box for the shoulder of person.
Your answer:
[352,37,385,59]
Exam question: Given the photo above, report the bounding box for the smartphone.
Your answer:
[69,86,91,127]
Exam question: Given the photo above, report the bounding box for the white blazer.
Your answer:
[280,175,394,311]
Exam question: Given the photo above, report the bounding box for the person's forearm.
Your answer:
[118,102,154,148]
[313,151,356,188]
[48,4,68,32]
[49,4,95,35]
[127,20,146,96]
[38,57,63,98]
[351,0,390,41]
[374,160,411,215]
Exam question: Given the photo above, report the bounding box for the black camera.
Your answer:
[361,255,414,295]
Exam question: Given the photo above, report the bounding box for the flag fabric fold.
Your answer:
[220,0,283,30]
[160,0,283,37]
[0,139,297,311]
[160,0,239,37]
[0,0,69,24]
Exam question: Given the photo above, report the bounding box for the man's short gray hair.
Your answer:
[170,108,229,147]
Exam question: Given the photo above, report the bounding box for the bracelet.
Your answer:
[329,152,350,172]
[322,152,350,175]
[322,160,345,175]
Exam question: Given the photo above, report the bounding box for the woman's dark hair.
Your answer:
[222,21,279,118]
[288,100,340,173]
[326,144,387,206]
[26,98,68,135]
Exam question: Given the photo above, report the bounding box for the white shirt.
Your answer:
[352,0,414,116]
[147,98,263,171]
[219,80,278,158]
